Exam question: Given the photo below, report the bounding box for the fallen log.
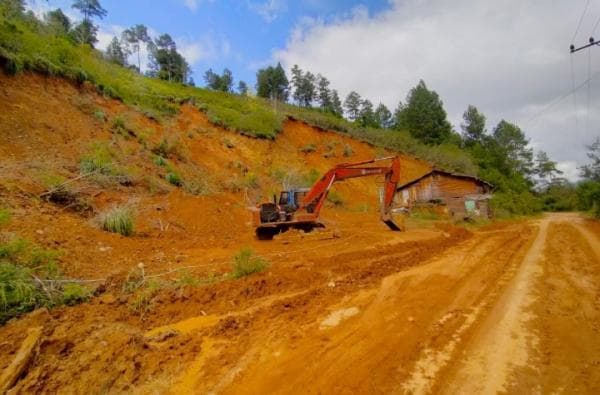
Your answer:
[0,327,43,394]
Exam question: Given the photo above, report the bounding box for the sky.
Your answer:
[28,0,600,181]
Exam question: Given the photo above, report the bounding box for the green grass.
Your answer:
[79,142,121,175]
[166,171,183,187]
[0,209,10,226]
[100,207,134,236]
[231,248,269,279]
[0,11,478,173]
[0,236,90,324]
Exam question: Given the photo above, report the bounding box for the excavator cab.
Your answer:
[278,189,310,213]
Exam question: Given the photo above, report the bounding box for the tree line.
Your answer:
[10,0,193,84]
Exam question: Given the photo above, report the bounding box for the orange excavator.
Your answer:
[253,156,402,240]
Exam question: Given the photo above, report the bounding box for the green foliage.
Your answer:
[80,142,120,175]
[299,143,317,154]
[153,155,167,167]
[540,180,578,212]
[129,279,161,316]
[490,191,542,218]
[93,109,106,121]
[183,177,211,195]
[61,283,91,305]
[0,209,10,226]
[231,248,269,279]
[0,236,90,324]
[256,62,289,102]
[100,207,134,236]
[395,80,453,145]
[461,105,486,146]
[577,180,600,218]
[147,34,190,84]
[204,68,233,92]
[166,171,182,186]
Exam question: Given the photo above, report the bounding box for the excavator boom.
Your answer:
[254,156,402,239]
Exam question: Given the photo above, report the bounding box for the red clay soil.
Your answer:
[1,74,599,394]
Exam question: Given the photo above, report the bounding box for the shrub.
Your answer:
[343,144,354,157]
[152,137,183,160]
[183,177,211,195]
[0,236,89,324]
[153,155,167,167]
[79,143,119,175]
[166,172,183,187]
[100,207,134,236]
[93,110,106,122]
[231,248,269,279]
[61,283,91,305]
[300,144,317,154]
[0,209,10,226]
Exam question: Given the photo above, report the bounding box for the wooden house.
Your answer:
[396,170,494,218]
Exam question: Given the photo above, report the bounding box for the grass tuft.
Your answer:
[100,207,134,236]
[0,209,10,226]
[231,248,269,279]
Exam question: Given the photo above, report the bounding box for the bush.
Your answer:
[166,172,183,187]
[100,207,134,236]
[79,143,120,175]
[0,236,90,324]
[0,209,10,226]
[343,144,354,157]
[231,248,269,279]
[153,155,167,167]
[300,144,317,154]
[183,177,211,195]
[61,283,91,305]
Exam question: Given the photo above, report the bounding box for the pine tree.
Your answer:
[44,9,71,34]
[317,75,331,110]
[374,103,392,129]
[395,80,453,145]
[461,105,486,146]
[70,20,98,47]
[330,90,343,117]
[344,91,361,121]
[238,81,248,96]
[358,99,377,127]
[106,36,126,66]
[71,0,107,21]
[122,25,150,72]
[256,63,289,102]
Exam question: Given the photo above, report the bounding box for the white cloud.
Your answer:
[247,0,287,23]
[275,0,600,181]
[184,0,199,12]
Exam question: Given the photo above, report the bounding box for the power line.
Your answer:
[572,0,591,43]
[571,54,579,134]
[523,70,600,127]
[586,47,592,135]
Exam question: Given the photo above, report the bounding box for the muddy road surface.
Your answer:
[3,213,600,394]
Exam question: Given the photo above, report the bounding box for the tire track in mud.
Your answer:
[435,218,548,394]
[207,224,536,394]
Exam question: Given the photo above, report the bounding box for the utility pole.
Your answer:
[571,37,600,53]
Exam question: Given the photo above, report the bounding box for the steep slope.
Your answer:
[0,71,431,281]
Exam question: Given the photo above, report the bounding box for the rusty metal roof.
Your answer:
[396,169,494,191]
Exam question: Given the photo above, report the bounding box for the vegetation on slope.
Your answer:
[2,2,593,217]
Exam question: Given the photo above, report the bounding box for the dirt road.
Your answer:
[168,213,600,394]
[4,213,600,394]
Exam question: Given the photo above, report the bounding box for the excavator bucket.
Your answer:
[381,213,402,231]
[383,219,402,231]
